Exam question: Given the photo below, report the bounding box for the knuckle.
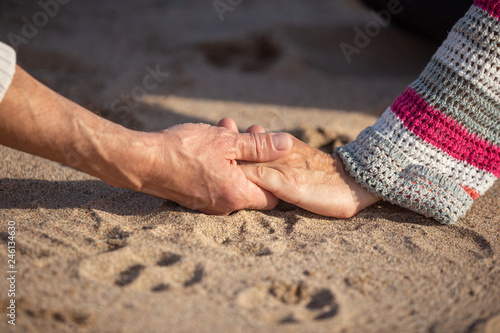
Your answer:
[255,165,266,179]
[251,133,266,161]
[219,131,236,148]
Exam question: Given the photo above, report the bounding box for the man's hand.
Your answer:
[125,123,293,215]
[219,118,380,218]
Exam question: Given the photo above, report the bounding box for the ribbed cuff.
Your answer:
[0,42,16,103]
[336,126,473,225]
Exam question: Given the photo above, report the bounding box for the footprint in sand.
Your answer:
[78,245,203,293]
[354,222,494,261]
[197,34,282,72]
[400,225,494,260]
[236,281,339,324]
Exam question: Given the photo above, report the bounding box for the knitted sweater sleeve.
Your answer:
[337,0,500,224]
[0,42,16,103]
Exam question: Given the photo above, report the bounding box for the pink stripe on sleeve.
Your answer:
[474,0,500,19]
[391,88,500,177]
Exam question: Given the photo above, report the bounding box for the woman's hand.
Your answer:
[219,118,380,218]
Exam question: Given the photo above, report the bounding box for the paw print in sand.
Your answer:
[236,280,339,324]
[78,245,203,293]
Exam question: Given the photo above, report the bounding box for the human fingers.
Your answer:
[245,124,265,133]
[218,117,239,132]
[240,164,301,205]
[194,177,279,214]
[233,132,292,162]
[242,181,281,211]
[241,164,355,218]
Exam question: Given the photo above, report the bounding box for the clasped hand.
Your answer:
[200,118,380,217]
[78,115,378,218]
[141,118,379,217]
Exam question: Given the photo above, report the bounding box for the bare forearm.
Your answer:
[0,66,154,189]
[0,66,293,215]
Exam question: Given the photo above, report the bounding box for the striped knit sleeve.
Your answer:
[337,0,500,225]
[0,42,16,103]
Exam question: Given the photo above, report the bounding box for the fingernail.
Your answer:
[272,133,291,151]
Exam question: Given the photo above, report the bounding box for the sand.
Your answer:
[0,0,499,332]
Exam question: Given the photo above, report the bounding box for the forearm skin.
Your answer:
[0,66,156,191]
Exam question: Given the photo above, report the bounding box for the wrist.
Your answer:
[130,129,177,199]
[98,127,160,192]
[68,111,159,192]
[333,153,381,212]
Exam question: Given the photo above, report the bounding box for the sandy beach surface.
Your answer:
[1,0,499,332]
